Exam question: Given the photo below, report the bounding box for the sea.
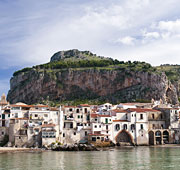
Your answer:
[0,146,180,170]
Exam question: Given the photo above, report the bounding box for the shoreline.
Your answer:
[1,144,180,153]
[0,147,44,153]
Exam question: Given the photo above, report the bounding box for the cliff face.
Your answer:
[7,67,179,105]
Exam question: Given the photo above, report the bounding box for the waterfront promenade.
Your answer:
[0,147,42,153]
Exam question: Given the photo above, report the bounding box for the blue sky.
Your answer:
[1,0,180,96]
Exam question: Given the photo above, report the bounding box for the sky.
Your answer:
[1,0,180,96]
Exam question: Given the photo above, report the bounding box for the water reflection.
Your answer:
[1,147,180,170]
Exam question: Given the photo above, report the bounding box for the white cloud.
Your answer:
[143,32,160,39]
[116,36,135,45]
[158,19,180,33]
[1,0,180,69]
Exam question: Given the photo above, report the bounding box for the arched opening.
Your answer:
[149,131,154,145]
[155,131,162,145]
[115,130,133,145]
[115,124,120,131]
[163,131,169,144]
[123,124,127,130]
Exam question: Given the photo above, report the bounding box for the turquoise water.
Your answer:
[0,147,180,170]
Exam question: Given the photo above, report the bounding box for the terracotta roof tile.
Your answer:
[127,108,159,113]
[113,120,129,122]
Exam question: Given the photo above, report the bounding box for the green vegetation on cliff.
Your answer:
[13,59,156,77]
[156,64,180,82]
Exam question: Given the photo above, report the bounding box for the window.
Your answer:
[35,129,39,133]
[99,125,101,128]
[84,123,87,126]
[153,124,155,129]
[106,125,108,130]
[85,131,87,136]
[63,133,65,137]
[161,124,163,128]
[44,114,48,117]
[74,132,76,135]
[2,114,5,119]
[78,115,80,119]
[2,132,4,135]
[140,114,143,119]
[160,114,163,119]
[152,114,154,119]
[81,115,83,119]
[95,119,97,121]
[123,124,127,130]
[140,124,143,130]
[69,108,72,112]
[70,123,73,128]
[85,108,87,113]
[65,115,67,120]
[106,131,108,134]
[15,113,18,118]
[132,114,133,117]
[115,124,120,131]
[87,115,90,121]
[94,125,97,128]
[8,114,10,117]
[76,109,79,113]
[131,124,135,130]
[92,137,96,141]
[97,137,100,139]
[35,114,38,117]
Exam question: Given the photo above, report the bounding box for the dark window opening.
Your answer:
[115,124,120,131]
[140,114,143,119]
[85,108,87,113]
[152,114,154,119]
[160,114,163,119]
[92,137,96,141]
[70,123,73,128]
[131,124,135,130]
[123,124,127,130]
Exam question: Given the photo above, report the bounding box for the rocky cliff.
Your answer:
[7,50,179,105]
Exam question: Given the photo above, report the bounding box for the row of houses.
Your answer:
[0,94,180,147]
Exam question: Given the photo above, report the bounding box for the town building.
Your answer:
[0,93,180,147]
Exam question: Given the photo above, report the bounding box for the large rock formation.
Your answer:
[7,50,179,105]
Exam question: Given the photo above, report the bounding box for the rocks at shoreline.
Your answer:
[52,144,99,151]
